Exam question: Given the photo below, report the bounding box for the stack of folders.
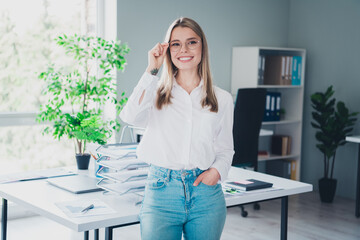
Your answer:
[263,91,281,122]
[266,160,297,180]
[95,143,149,195]
[261,55,302,86]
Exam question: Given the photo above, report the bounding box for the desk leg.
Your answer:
[281,196,288,240]
[356,144,360,217]
[1,199,7,240]
[94,229,99,240]
[84,231,89,240]
[105,227,113,240]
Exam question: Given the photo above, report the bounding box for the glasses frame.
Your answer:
[168,39,201,52]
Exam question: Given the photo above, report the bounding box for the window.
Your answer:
[0,0,97,174]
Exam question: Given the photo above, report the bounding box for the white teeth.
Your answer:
[179,57,192,61]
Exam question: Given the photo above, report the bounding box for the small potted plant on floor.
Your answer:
[311,86,358,202]
[37,34,129,169]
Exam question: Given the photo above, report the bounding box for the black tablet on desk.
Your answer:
[46,175,103,194]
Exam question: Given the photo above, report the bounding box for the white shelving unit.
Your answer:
[231,46,306,180]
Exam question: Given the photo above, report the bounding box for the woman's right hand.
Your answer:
[146,42,169,75]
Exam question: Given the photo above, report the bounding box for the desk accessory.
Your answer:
[226,179,273,191]
[47,175,103,194]
[56,199,116,218]
[95,143,149,196]
[81,204,94,213]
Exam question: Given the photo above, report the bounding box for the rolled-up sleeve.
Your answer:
[211,94,235,182]
[120,72,158,127]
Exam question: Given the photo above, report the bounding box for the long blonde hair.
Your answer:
[156,17,218,112]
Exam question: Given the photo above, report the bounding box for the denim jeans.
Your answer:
[139,165,227,240]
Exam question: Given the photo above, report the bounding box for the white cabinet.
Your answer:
[231,46,306,180]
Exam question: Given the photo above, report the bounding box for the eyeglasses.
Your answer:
[169,39,201,52]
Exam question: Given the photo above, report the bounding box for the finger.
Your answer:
[193,174,203,186]
[158,43,168,56]
[161,42,169,49]
[156,43,162,54]
[160,43,169,55]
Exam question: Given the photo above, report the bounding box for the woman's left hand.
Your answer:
[193,168,220,186]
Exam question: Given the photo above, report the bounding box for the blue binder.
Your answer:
[263,92,272,121]
[291,56,302,85]
[274,92,281,121]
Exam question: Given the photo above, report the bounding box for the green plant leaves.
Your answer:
[37,34,129,154]
[310,85,359,179]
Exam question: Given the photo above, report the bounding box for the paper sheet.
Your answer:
[56,198,116,218]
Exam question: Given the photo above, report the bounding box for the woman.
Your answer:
[120,17,234,240]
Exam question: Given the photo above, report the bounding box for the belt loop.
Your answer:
[167,169,171,181]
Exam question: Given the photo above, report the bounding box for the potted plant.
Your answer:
[310,86,358,202]
[37,34,129,169]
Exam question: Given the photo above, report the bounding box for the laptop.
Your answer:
[46,175,103,194]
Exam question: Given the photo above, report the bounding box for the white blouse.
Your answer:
[120,72,234,181]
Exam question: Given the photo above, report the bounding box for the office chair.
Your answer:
[232,88,267,217]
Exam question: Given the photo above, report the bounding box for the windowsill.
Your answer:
[0,112,38,126]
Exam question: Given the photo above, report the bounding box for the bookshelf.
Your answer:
[231,46,306,181]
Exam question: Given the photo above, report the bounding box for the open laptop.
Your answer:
[46,175,103,194]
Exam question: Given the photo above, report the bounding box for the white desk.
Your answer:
[0,167,312,240]
[345,135,360,217]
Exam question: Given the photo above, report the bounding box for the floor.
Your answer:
[5,191,360,240]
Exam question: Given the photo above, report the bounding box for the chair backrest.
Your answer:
[232,88,267,170]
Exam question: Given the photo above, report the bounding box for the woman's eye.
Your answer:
[188,40,198,45]
[171,42,180,47]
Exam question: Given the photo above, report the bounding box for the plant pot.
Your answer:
[318,177,337,203]
[76,153,91,170]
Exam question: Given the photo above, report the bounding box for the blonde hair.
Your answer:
[156,17,218,112]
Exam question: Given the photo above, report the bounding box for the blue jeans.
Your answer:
[139,165,226,240]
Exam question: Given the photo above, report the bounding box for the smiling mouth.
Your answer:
[178,56,193,62]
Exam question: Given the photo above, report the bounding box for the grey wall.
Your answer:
[117,0,289,94]
[117,0,360,199]
[288,0,360,199]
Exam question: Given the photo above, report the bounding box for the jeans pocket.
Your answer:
[200,182,218,188]
[147,177,167,190]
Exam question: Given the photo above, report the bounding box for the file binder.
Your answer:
[266,160,291,179]
[270,92,276,121]
[271,135,291,156]
[264,55,284,85]
[292,56,302,85]
[263,92,272,121]
[264,91,281,121]
[284,56,292,85]
[274,92,281,121]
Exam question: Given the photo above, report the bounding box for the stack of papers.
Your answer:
[95,143,149,196]
[226,179,273,191]
[97,168,148,183]
[222,179,282,198]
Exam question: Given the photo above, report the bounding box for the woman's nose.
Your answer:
[179,43,188,53]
